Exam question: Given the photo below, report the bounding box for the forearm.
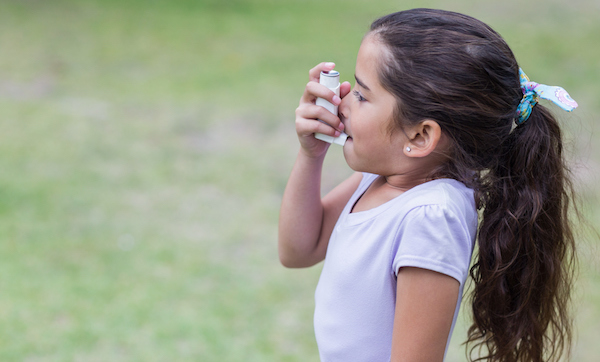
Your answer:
[278,150,327,267]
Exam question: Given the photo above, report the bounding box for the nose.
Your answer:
[338,94,350,125]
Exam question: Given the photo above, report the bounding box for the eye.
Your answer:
[352,90,367,102]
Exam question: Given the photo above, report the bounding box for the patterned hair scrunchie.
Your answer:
[516,68,578,124]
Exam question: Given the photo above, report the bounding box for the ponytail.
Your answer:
[468,105,577,361]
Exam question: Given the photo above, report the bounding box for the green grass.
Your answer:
[0,0,598,360]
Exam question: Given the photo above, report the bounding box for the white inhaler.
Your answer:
[315,70,348,146]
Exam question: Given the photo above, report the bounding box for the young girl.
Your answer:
[278,8,578,362]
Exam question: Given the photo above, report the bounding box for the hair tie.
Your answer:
[516,68,578,124]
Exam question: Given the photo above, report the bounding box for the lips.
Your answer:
[341,124,351,138]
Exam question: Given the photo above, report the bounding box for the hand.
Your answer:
[295,62,352,158]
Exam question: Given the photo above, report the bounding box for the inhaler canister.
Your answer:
[315,70,348,146]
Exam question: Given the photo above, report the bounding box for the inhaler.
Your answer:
[315,70,348,146]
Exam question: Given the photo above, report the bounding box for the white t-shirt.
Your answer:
[314,173,478,362]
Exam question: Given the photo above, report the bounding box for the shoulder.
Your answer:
[401,178,476,222]
[390,179,478,281]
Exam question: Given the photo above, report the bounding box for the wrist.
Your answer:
[298,146,328,164]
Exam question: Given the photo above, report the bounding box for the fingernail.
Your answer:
[338,122,345,130]
[325,62,335,68]
[334,130,341,137]
[332,95,341,105]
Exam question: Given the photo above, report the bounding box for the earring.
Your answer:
[406,146,411,152]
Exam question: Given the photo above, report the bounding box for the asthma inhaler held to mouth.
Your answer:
[315,70,348,146]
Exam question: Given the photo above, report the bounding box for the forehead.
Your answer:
[355,35,386,87]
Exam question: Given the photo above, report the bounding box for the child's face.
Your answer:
[340,35,409,176]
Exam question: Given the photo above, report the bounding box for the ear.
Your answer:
[403,120,442,157]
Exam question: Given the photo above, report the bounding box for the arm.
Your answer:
[391,267,460,362]
[279,166,361,268]
[278,62,356,268]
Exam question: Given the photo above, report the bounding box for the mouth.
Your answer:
[341,126,351,139]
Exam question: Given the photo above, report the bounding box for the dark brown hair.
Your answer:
[370,9,577,361]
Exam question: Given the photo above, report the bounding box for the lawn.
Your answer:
[0,0,598,360]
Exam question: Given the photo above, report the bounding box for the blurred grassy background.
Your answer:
[0,0,598,360]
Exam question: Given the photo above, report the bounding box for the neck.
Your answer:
[383,173,430,192]
[383,145,450,191]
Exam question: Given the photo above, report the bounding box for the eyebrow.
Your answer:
[354,74,371,91]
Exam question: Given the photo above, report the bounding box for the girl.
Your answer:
[278,8,578,362]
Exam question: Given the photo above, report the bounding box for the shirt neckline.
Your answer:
[343,176,460,225]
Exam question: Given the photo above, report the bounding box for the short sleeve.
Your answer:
[391,204,474,285]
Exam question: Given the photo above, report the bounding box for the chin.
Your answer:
[342,140,364,172]
[343,154,369,174]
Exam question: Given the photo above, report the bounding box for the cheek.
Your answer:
[345,131,372,160]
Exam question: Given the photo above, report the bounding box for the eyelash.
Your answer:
[352,90,366,102]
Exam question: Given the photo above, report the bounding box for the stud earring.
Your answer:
[406,146,411,152]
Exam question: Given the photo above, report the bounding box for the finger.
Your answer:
[340,81,352,99]
[296,104,344,133]
[297,116,343,139]
[300,81,342,106]
[308,62,336,83]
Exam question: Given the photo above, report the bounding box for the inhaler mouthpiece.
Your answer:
[315,70,348,146]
